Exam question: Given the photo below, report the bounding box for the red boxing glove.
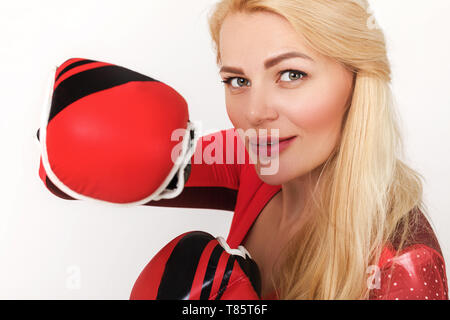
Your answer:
[130,231,262,300]
[36,58,199,205]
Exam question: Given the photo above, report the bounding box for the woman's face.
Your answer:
[219,12,355,185]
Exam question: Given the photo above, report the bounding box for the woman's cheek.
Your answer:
[285,86,348,134]
[226,102,241,129]
[226,94,248,129]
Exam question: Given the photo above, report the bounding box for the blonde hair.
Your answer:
[208,0,430,299]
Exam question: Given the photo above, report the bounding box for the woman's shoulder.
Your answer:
[392,209,443,255]
[370,209,448,300]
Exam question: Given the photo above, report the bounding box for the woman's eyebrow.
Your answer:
[219,51,314,75]
[264,51,314,69]
[219,66,245,75]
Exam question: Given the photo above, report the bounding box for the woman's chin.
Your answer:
[253,158,290,186]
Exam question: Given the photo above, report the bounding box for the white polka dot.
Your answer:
[393,282,397,286]
[417,254,420,258]
[410,288,414,291]
[424,282,427,286]
[395,298,399,300]
[425,296,428,300]
[423,268,426,272]
[436,293,439,296]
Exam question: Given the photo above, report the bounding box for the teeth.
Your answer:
[257,142,278,146]
[250,141,279,146]
[249,137,285,147]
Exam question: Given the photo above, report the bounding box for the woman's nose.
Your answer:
[245,89,278,126]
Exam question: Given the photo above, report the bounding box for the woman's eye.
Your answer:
[224,77,250,88]
[280,70,306,82]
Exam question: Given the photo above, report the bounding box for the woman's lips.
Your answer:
[249,136,297,157]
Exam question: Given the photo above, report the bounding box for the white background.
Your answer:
[0,0,448,299]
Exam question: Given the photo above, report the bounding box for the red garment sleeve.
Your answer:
[370,244,448,300]
[145,128,249,211]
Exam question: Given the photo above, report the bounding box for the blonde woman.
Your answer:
[44,0,447,300]
[201,0,447,299]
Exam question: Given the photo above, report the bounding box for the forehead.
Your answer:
[219,11,315,64]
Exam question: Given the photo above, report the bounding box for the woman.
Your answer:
[34,0,447,300]
[202,0,448,299]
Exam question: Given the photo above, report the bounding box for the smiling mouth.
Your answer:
[248,135,297,158]
[249,135,297,146]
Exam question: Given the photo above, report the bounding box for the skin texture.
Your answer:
[218,11,355,297]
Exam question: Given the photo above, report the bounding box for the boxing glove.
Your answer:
[36,58,199,205]
[130,231,262,300]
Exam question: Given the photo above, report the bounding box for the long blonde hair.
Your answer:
[208,0,428,299]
